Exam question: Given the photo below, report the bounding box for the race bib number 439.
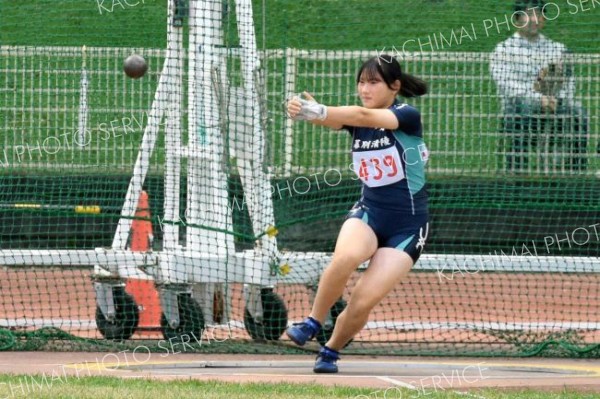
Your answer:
[352,146,405,187]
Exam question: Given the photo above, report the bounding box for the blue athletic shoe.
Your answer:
[313,346,339,373]
[286,317,321,346]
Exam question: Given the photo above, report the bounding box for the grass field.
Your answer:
[1,47,597,175]
[0,0,598,174]
[0,375,599,399]
[0,2,599,396]
[1,0,599,51]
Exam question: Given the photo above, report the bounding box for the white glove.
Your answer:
[294,98,327,121]
[291,97,328,121]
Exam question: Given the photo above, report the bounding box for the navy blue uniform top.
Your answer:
[345,101,429,215]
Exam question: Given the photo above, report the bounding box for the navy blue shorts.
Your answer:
[346,201,429,263]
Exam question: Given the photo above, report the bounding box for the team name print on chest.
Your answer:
[352,132,405,188]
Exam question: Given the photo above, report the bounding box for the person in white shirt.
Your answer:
[490,0,588,172]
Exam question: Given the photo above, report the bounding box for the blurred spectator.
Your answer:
[490,0,588,173]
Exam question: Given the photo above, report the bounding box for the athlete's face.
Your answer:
[357,72,399,109]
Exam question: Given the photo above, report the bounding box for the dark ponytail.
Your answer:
[356,54,428,98]
[399,73,428,98]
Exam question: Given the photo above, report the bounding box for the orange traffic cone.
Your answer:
[125,190,161,332]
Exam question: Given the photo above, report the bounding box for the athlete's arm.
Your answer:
[287,92,399,130]
[325,106,399,130]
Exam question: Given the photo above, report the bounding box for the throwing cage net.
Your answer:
[0,0,599,356]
